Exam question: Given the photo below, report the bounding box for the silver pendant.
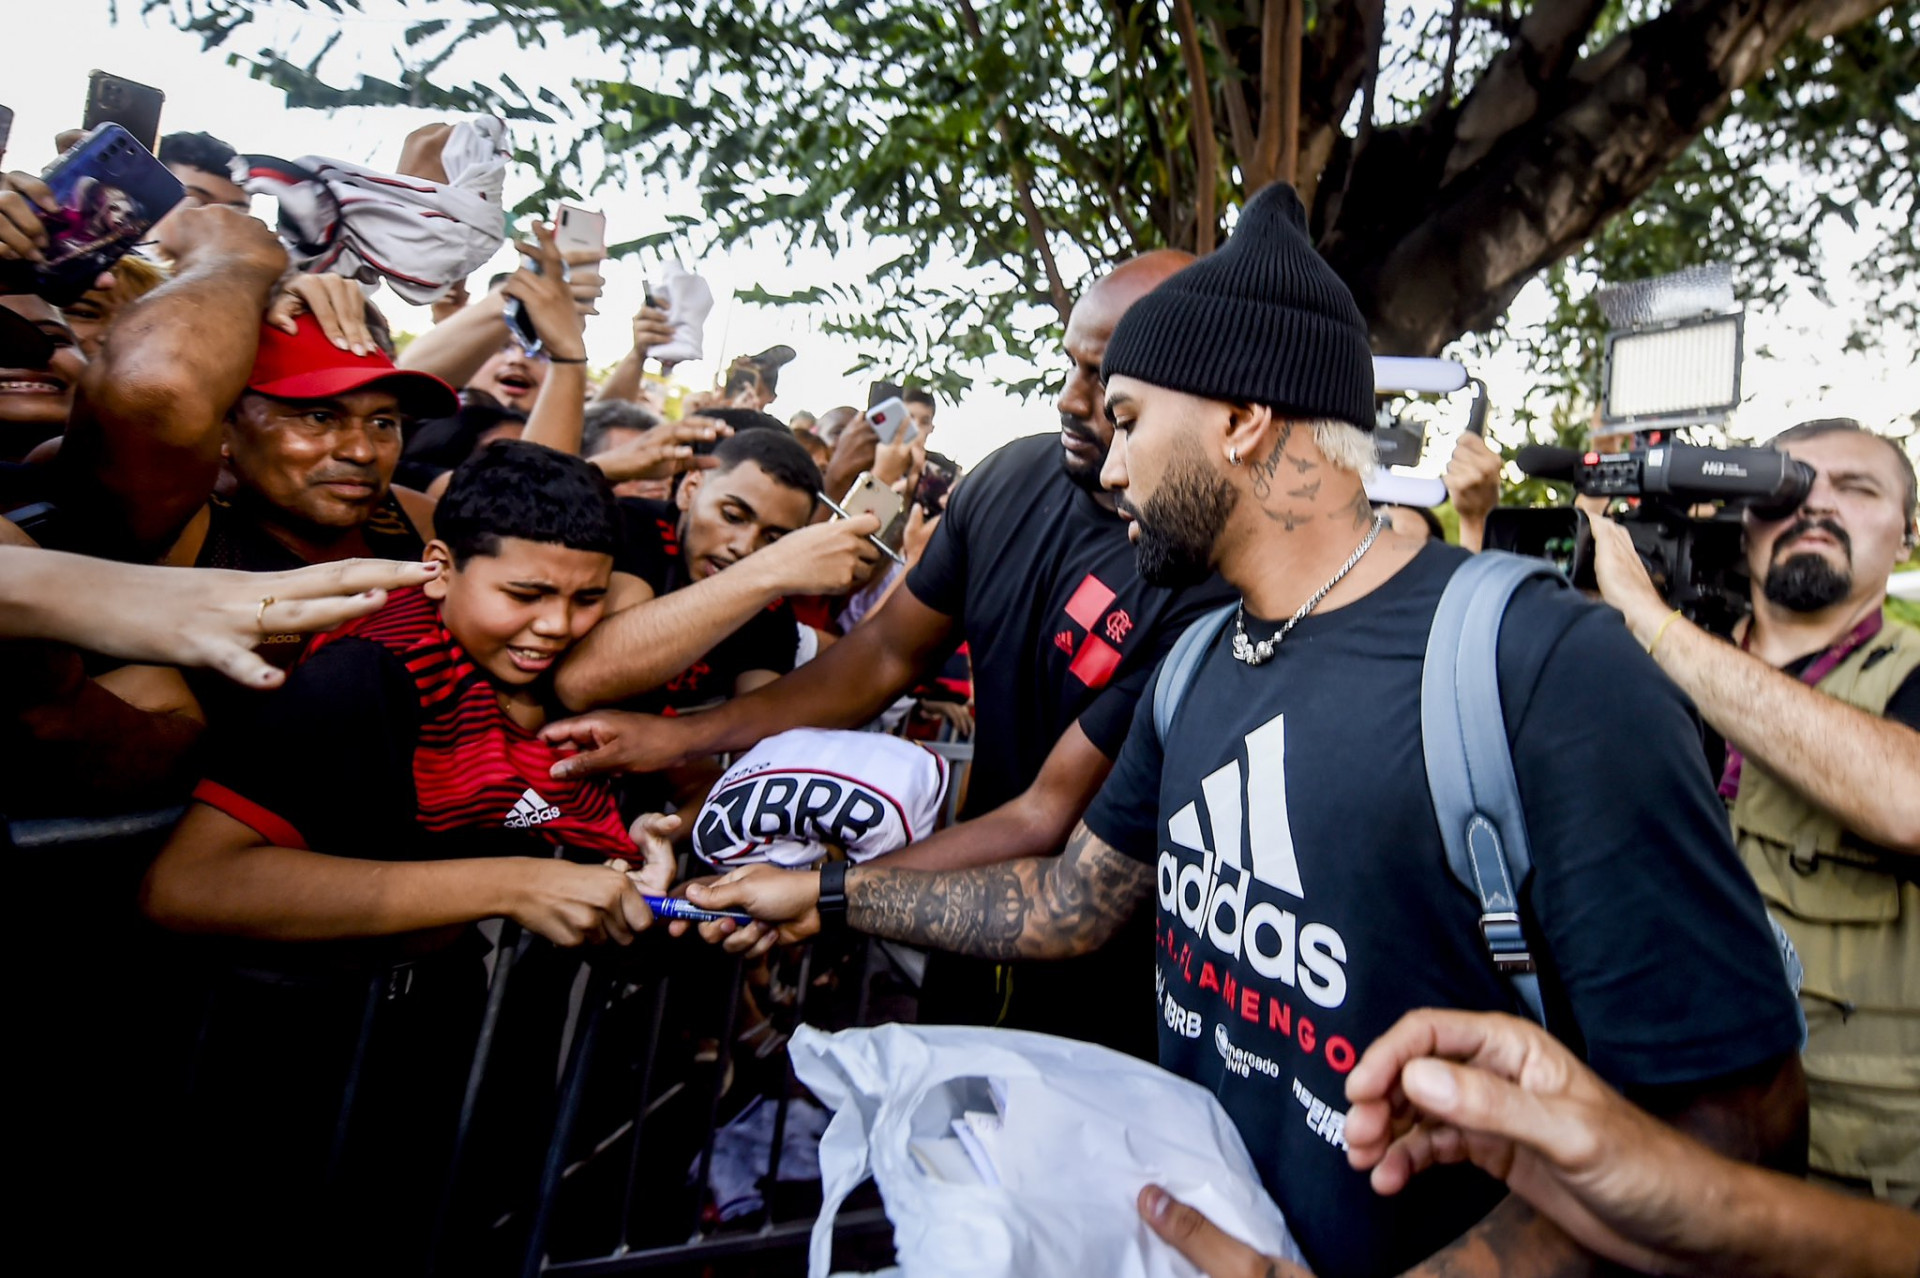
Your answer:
[1232,631,1276,666]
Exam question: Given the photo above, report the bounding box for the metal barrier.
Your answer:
[10,736,972,1276]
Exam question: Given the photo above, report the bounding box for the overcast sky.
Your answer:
[9,2,1915,471]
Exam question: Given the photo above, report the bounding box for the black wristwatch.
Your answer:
[818,859,849,931]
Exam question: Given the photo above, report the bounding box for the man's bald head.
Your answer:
[1057,250,1194,487]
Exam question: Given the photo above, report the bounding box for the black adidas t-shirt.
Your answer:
[906,433,1233,814]
[614,497,799,714]
[1083,541,1802,1278]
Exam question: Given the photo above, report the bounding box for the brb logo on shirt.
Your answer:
[1156,714,1350,1011]
[694,771,890,864]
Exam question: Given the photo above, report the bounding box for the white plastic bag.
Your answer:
[791,1023,1302,1278]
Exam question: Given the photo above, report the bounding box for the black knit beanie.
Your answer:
[1101,182,1375,431]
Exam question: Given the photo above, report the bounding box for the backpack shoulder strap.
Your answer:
[1421,551,1568,1026]
[1152,603,1237,745]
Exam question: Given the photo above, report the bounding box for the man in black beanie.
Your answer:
[684,183,1806,1278]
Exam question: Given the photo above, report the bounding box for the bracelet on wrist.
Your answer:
[1646,607,1686,658]
[548,353,589,365]
[818,859,849,931]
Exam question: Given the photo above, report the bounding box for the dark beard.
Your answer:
[1762,518,1853,612]
[1763,553,1852,612]
[1120,445,1233,588]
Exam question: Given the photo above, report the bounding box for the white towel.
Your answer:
[649,259,714,364]
[237,116,508,304]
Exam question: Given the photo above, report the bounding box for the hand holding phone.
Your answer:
[866,396,913,446]
[1,124,183,306]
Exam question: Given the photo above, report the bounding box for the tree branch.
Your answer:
[1279,0,1302,185]
[1254,0,1283,190]
[1329,0,1897,355]
[1213,14,1260,184]
[955,0,1072,320]
[1172,0,1218,253]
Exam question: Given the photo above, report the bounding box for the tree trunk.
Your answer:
[1312,0,1893,354]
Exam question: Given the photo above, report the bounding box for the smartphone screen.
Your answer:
[0,105,14,165]
[914,458,957,517]
[83,71,166,153]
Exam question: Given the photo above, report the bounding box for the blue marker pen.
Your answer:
[644,895,753,925]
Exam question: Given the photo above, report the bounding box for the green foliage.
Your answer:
[147,0,1914,411]
[1484,6,1920,448]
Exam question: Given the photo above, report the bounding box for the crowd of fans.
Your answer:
[3,99,1917,1278]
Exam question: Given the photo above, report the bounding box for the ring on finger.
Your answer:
[256,595,276,633]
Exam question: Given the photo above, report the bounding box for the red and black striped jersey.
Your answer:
[195,586,634,860]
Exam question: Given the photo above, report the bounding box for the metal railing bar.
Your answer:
[541,1208,892,1275]
[323,971,386,1190]
[689,956,747,1239]
[614,977,673,1254]
[521,963,617,1278]
[427,920,524,1276]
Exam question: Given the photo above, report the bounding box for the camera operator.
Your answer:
[1592,416,1920,1204]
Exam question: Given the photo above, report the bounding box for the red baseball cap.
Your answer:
[247,312,458,419]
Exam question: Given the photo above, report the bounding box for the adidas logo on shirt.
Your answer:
[505,787,562,829]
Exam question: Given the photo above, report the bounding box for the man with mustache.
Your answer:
[1592,417,1920,1205]
[544,249,1231,1054]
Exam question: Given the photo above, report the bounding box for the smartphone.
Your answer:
[83,71,166,153]
[913,455,957,518]
[502,227,572,357]
[8,124,184,306]
[553,203,606,257]
[0,105,14,166]
[866,396,912,446]
[840,470,904,526]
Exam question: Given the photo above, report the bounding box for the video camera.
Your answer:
[1485,440,1812,635]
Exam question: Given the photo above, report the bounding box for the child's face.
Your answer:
[425,536,613,687]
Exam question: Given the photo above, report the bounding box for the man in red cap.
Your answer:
[49,207,454,574]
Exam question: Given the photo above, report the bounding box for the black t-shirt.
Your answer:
[906,433,1233,814]
[1083,541,1802,1278]
[613,497,799,714]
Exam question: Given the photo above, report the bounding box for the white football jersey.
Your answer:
[692,728,950,870]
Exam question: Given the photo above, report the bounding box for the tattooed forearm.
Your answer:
[846,824,1152,960]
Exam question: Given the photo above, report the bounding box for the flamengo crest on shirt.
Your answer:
[505,787,562,829]
[1156,713,1349,1010]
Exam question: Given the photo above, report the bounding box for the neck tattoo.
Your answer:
[1232,514,1387,666]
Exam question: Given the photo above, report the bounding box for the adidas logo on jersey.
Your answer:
[505,787,562,829]
[1156,713,1349,1010]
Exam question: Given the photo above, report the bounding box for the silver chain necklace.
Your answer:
[1232,513,1387,666]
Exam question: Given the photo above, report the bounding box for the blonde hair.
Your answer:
[1305,418,1378,475]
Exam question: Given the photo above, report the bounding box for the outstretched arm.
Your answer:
[1591,516,1920,854]
[553,513,883,710]
[546,577,957,775]
[142,803,657,947]
[684,822,1154,961]
[62,206,288,551]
